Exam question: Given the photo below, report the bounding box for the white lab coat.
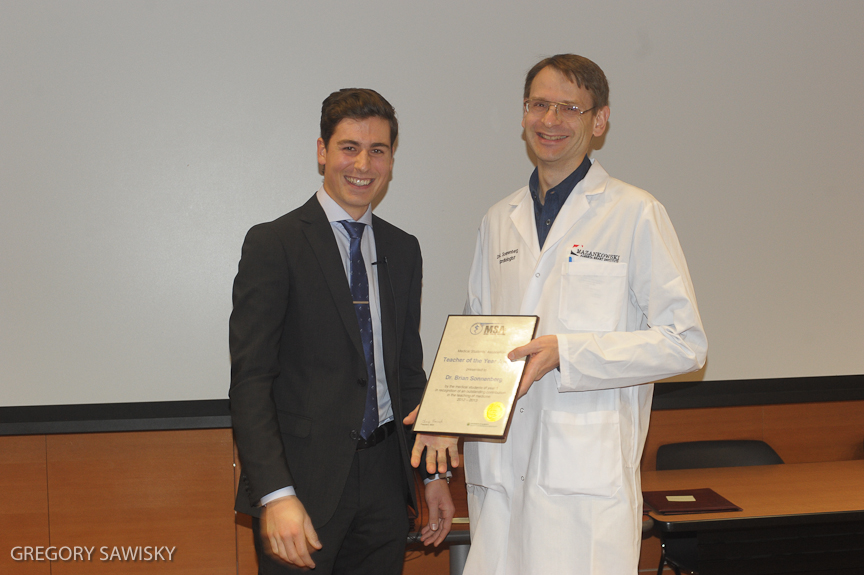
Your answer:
[462,161,707,575]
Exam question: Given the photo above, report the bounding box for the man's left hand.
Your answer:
[420,478,455,547]
[508,334,560,399]
[403,406,460,474]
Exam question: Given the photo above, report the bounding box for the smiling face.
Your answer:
[317,117,394,220]
[522,66,609,189]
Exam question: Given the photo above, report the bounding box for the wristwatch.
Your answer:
[424,471,452,484]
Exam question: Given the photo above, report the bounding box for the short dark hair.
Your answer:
[319,88,398,148]
[524,54,609,111]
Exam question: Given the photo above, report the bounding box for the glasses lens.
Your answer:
[526,100,548,114]
[558,104,582,120]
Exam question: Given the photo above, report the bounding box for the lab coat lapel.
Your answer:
[540,160,609,255]
[518,161,609,315]
[509,189,541,263]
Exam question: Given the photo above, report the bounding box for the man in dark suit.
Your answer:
[230,88,454,574]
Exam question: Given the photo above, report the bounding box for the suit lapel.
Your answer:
[298,196,365,362]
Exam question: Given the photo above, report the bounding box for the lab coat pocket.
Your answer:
[558,260,627,332]
[537,410,622,497]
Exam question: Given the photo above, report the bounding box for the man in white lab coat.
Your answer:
[461,54,708,574]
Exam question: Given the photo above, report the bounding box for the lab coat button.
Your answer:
[520,408,524,413]
[521,476,525,481]
[534,273,540,278]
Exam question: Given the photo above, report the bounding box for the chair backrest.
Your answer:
[656,440,784,471]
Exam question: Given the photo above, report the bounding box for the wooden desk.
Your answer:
[642,460,864,574]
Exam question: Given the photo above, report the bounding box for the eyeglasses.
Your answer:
[524,99,595,121]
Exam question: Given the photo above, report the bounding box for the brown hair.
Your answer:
[524,54,609,111]
[319,88,398,148]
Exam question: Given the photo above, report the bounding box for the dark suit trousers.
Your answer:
[253,431,410,575]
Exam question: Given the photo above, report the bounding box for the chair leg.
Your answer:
[657,542,682,575]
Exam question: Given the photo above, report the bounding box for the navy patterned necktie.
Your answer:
[339,220,379,439]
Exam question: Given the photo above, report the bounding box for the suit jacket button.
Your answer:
[350,430,360,441]
[357,378,366,386]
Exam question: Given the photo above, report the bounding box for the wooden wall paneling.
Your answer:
[233,438,259,575]
[0,435,50,575]
[641,405,765,471]
[0,397,850,574]
[45,429,237,574]
[234,511,257,575]
[763,400,864,463]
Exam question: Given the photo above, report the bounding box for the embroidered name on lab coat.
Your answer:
[570,246,620,263]
[496,249,518,264]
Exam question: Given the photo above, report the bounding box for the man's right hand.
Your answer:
[403,405,460,474]
[508,334,560,399]
[261,496,322,569]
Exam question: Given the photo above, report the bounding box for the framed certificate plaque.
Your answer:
[412,315,538,438]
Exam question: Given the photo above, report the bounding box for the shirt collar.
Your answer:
[528,154,593,206]
[316,186,373,226]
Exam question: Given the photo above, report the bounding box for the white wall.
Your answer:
[2,0,862,406]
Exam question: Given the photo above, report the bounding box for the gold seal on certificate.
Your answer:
[412,315,538,438]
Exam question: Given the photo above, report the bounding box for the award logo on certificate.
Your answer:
[412,315,538,438]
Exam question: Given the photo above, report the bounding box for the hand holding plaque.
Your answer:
[412,315,538,438]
